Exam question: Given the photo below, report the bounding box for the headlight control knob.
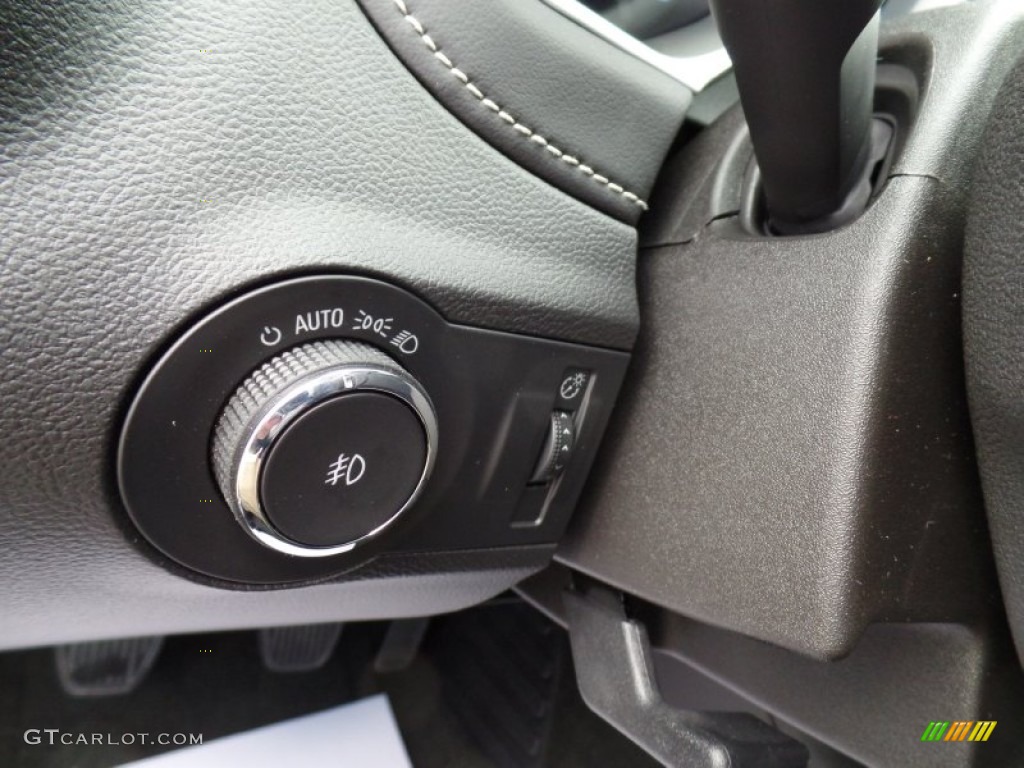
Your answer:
[211,340,437,557]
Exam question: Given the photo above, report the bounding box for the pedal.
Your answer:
[374,618,430,674]
[259,623,342,672]
[55,636,163,697]
[431,603,561,768]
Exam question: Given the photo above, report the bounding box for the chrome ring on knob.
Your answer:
[230,365,438,558]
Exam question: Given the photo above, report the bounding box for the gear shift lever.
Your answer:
[708,0,884,234]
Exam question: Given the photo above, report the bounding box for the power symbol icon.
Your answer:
[260,326,283,346]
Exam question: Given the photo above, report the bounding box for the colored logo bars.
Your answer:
[921,721,997,742]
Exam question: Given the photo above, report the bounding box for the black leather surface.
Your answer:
[964,54,1024,665]
[0,0,637,649]
[359,0,692,224]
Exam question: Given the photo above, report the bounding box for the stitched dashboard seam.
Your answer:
[390,0,649,211]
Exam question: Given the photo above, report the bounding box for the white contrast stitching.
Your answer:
[390,0,648,211]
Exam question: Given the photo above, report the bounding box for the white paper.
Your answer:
[119,695,412,768]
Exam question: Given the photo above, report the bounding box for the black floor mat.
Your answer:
[0,600,657,768]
